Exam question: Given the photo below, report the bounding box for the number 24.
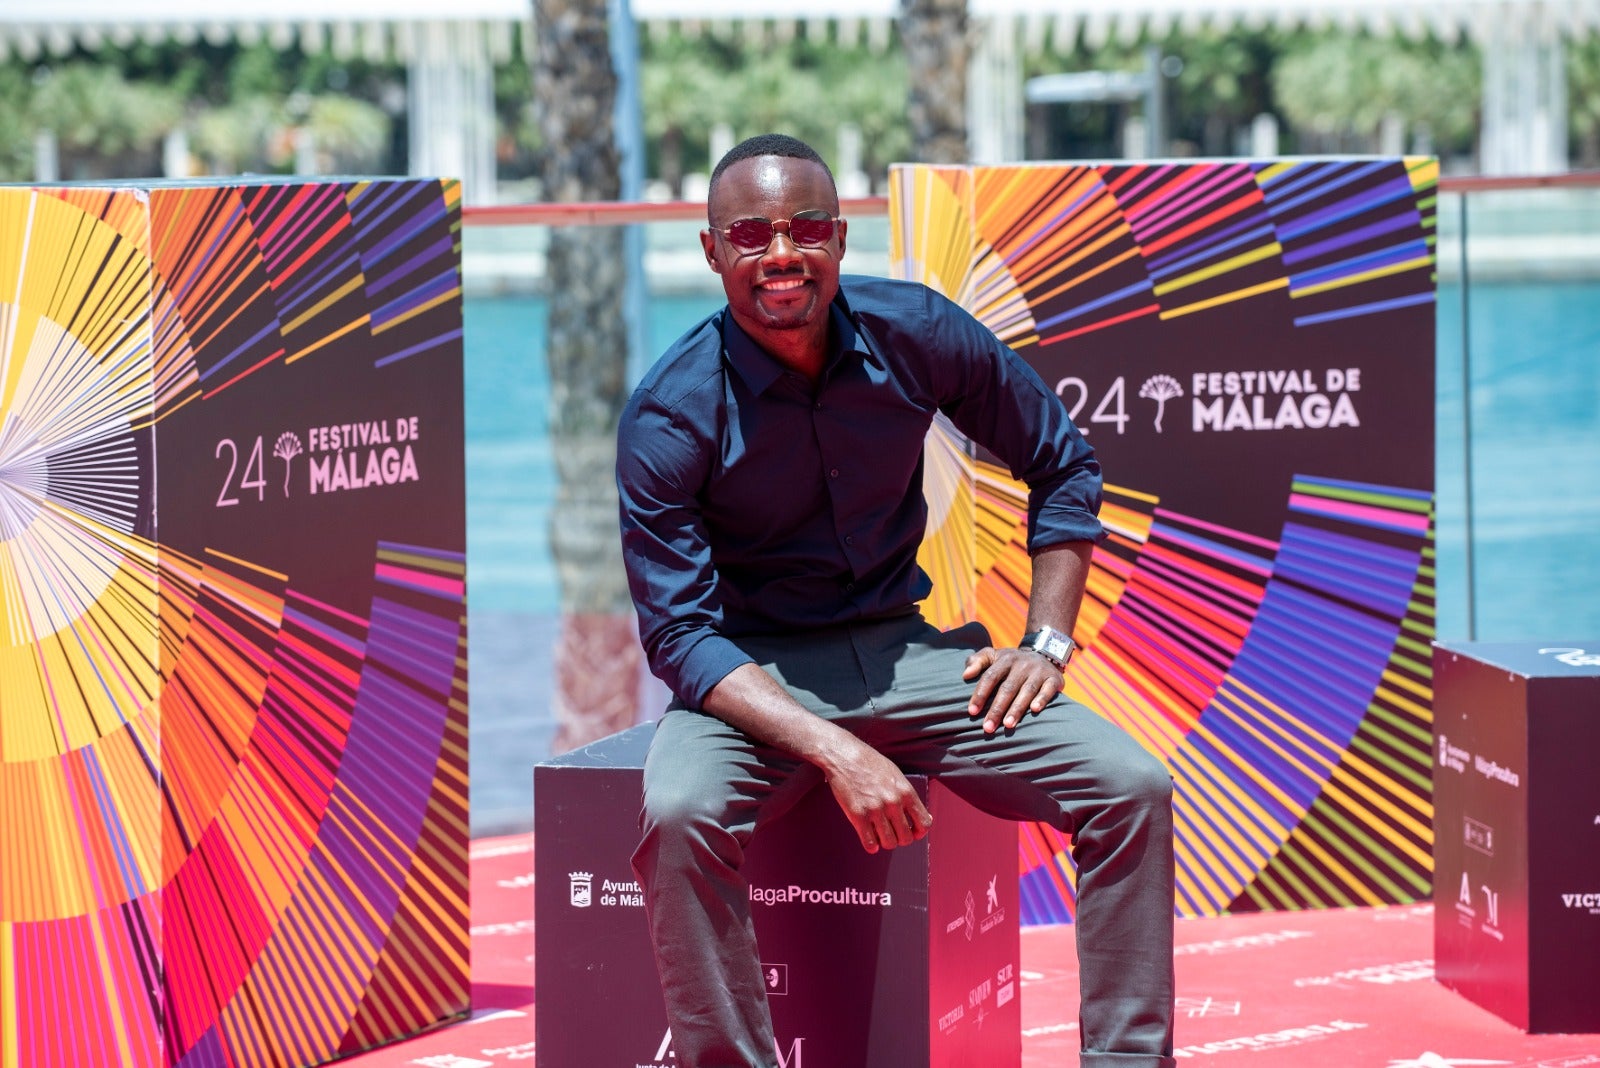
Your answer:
[1054,376,1128,435]
[215,437,267,507]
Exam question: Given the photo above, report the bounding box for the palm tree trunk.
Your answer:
[662,127,684,198]
[899,0,971,164]
[533,0,642,752]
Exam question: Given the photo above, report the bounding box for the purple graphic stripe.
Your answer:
[1148,223,1277,280]
[1281,211,1420,266]
[257,185,347,275]
[197,317,281,382]
[1129,166,1254,243]
[368,597,460,696]
[1115,163,1175,208]
[375,327,464,369]
[378,541,466,563]
[368,234,455,297]
[1178,743,1285,845]
[275,251,363,317]
[1293,291,1435,327]
[1033,279,1152,330]
[1154,508,1281,551]
[1019,867,1074,927]
[1261,159,1390,214]
[1151,523,1274,577]
[372,269,457,327]
[282,604,367,658]
[81,746,148,898]
[1289,239,1430,291]
[1278,175,1421,242]
[1146,210,1275,273]
[351,181,436,249]
[362,198,449,269]
[1276,527,1422,618]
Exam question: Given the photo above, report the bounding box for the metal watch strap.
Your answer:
[1020,626,1075,670]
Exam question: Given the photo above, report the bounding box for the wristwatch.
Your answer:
[1020,626,1076,670]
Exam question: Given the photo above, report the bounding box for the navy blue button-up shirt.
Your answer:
[617,275,1103,708]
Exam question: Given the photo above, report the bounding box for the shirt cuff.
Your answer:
[1030,503,1106,549]
[671,632,757,709]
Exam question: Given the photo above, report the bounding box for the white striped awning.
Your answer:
[4,0,1597,60]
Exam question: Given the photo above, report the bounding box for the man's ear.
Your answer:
[835,217,848,262]
[700,229,722,274]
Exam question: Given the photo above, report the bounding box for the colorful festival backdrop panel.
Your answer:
[893,160,1437,923]
[0,179,468,1068]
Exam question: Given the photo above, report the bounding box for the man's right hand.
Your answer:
[702,663,933,853]
[820,737,933,853]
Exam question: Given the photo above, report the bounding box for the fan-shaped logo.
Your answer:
[274,431,303,497]
[1139,375,1183,433]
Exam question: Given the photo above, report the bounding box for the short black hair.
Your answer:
[708,133,835,202]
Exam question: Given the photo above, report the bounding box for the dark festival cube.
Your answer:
[1432,640,1600,1032]
[534,724,1023,1067]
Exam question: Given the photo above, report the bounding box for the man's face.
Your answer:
[700,155,847,344]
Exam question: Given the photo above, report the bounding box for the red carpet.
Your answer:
[337,835,1600,1067]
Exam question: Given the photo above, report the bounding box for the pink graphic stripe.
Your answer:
[1287,493,1430,534]
[373,563,464,598]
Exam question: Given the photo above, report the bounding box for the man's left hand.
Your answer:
[963,647,1064,733]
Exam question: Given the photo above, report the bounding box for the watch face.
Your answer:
[1026,628,1073,665]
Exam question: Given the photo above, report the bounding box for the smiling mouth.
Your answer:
[760,278,809,292]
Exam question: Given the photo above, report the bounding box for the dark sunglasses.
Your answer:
[710,210,838,255]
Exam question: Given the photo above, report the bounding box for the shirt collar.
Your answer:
[721,297,864,395]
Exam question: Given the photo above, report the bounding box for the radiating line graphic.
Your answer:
[892,159,1436,923]
[1261,157,1439,327]
[1,179,466,1066]
[973,166,1156,348]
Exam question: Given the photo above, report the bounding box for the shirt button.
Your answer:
[844,582,855,592]
[829,468,840,478]
[845,535,854,545]
[814,401,823,410]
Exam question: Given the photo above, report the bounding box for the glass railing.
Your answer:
[461,174,1600,834]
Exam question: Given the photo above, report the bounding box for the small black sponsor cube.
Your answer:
[534,724,1022,1066]
[1433,640,1600,1033]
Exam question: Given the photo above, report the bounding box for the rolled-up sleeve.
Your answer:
[616,387,754,707]
[920,287,1105,549]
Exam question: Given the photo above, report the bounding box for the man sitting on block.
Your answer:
[616,132,1176,1068]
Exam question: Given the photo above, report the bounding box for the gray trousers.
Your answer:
[633,613,1176,1068]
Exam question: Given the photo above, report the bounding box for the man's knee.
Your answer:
[642,774,724,838]
[1110,745,1174,815]
[637,774,743,876]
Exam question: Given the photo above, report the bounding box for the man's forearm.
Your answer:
[1026,541,1095,638]
[702,662,857,779]
[702,661,932,851]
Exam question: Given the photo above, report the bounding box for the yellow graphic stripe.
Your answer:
[284,313,371,364]
[1291,256,1433,298]
[1152,243,1283,297]
[1160,278,1288,320]
[282,274,365,335]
